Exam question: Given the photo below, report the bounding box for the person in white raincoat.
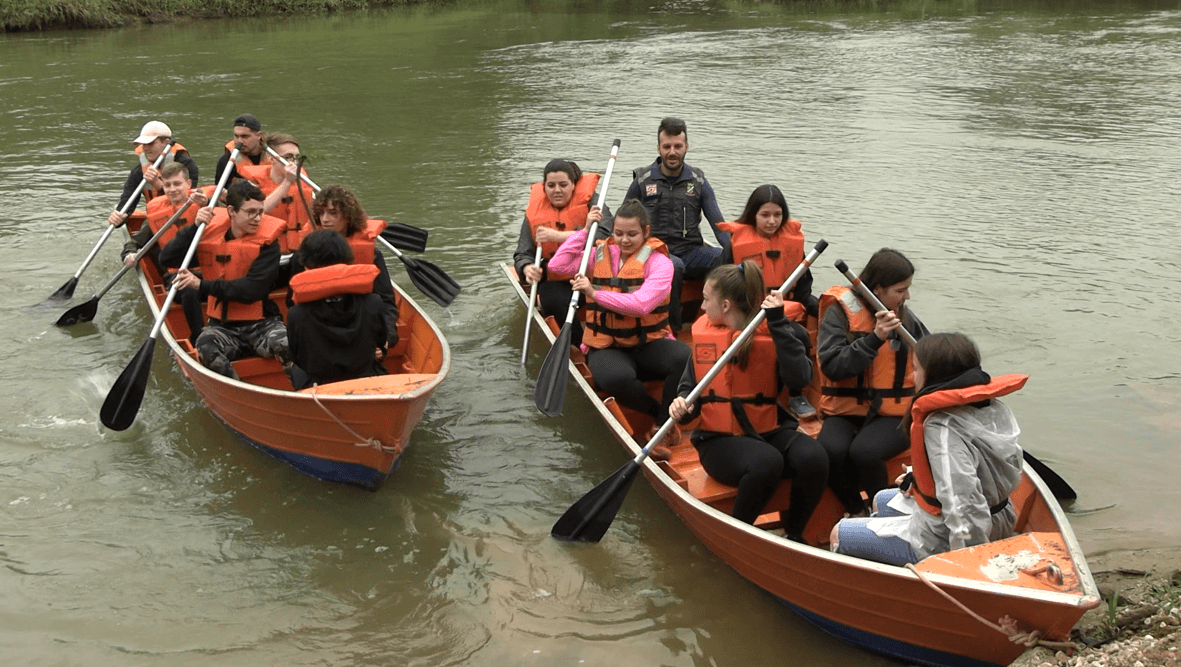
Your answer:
[828,332,1025,565]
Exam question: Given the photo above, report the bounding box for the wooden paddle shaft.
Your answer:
[521,247,543,365]
[94,201,194,300]
[833,259,917,348]
[639,239,829,458]
[148,146,240,339]
[266,145,321,193]
[558,139,621,327]
[73,144,177,281]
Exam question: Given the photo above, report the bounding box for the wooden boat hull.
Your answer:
[125,214,449,490]
[505,263,1099,667]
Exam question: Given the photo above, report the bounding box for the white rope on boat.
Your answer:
[904,563,1077,653]
[308,384,397,454]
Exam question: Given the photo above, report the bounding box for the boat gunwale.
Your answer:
[503,261,1099,611]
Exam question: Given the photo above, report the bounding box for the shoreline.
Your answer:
[1,0,438,33]
[1013,547,1181,667]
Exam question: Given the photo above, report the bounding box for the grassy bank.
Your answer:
[1,0,429,32]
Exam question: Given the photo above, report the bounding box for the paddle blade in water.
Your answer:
[380,222,429,254]
[552,461,640,543]
[533,322,573,417]
[1024,450,1077,501]
[47,276,79,302]
[55,297,99,326]
[100,338,156,431]
[399,255,461,307]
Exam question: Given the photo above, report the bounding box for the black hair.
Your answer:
[298,229,355,270]
[225,180,264,209]
[736,184,789,227]
[658,117,688,142]
[543,158,582,183]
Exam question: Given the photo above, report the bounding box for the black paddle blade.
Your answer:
[381,222,429,254]
[399,255,460,307]
[533,323,573,417]
[55,297,99,326]
[1024,450,1077,501]
[48,276,79,302]
[100,338,156,431]
[552,461,640,542]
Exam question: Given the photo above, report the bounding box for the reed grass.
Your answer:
[2,0,418,32]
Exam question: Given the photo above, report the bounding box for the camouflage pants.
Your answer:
[195,317,290,380]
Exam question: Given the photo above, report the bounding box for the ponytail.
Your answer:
[705,260,766,368]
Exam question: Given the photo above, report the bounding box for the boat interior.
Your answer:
[534,276,1086,594]
[129,213,444,393]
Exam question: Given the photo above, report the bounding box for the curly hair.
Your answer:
[312,185,368,236]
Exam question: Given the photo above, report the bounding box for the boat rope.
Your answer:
[308,384,397,453]
[904,563,1077,653]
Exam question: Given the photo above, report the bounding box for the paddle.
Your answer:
[520,247,543,365]
[833,259,1078,501]
[99,146,240,432]
[55,201,194,326]
[264,146,453,304]
[552,240,829,542]
[47,143,176,302]
[533,139,621,417]
[375,235,460,307]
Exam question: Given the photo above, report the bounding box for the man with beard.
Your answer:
[621,117,728,331]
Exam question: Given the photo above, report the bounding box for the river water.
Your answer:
[2,1,1180,664]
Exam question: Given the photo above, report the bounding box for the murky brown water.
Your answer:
[2,1,1180,663]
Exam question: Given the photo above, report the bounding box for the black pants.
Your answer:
[817,414,908,514]
[585,338,689,425]
[696,429,828,534]
[534,280,583,347]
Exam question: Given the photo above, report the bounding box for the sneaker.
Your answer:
[788,395,816,420]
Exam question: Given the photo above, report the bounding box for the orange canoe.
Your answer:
[505,263,1099,667]
[122,213,449,490]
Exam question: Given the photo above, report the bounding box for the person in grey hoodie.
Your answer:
[828,333,1024,565]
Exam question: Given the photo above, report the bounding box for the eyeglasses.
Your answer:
[280,153,299,161]
[239,207,265,219]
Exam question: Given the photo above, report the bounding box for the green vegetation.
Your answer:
[1,0,431,32]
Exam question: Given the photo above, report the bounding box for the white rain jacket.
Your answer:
[904,399,1024,560]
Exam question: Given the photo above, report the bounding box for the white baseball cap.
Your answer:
[132,121,172,144]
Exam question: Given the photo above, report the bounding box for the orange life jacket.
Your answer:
[582,237,672,349]
[907,374,1029,516]
[347,219,388,266]
[236,164,315,254]
[691,315,780,436]
[196,209,285,322]
[135,142,186,201]
[145,191,202,249]
[223,140,271,171]
[817,285,915,418]
[718,219,807,322]
[289,263,380,305]
[525,172,601,282]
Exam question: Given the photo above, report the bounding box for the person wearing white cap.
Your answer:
[107,120,199,226]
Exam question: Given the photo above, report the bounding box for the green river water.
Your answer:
[2,1,1181,664]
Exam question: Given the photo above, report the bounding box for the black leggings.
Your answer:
[585,339,689,425]
[696,430,828,535]
[817,414,909,514]
[534,280,583,346]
